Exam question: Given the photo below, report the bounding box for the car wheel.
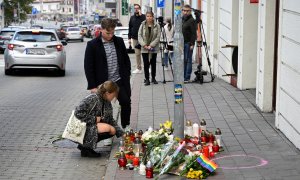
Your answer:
[58,70,65,76]
[5,69,13,75]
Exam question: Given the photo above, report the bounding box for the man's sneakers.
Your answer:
[144,79,150,86]
[132,69,142,74]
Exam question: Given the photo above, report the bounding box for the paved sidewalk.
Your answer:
[105,57,300,180]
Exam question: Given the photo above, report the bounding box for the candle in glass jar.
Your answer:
[145,160,153,178]
[212,141,220,152]
[202,145,209,158]
[192,123,199,137]
[133,156,140,168]
[118,151,127,170]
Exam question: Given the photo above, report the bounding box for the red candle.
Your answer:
[212,141,220,152]
[202,145,209,158]
[146,161,153,178]
[208,133,215,143]
[133,156,140,167]
[118,157,127,170]
[201,136,207,143]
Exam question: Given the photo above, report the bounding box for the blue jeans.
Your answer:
[184,43,193,81]
[163,52,173,67]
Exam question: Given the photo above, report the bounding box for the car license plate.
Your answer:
[26,49,45,55]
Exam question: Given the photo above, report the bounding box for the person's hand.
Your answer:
[96,116,101,123]
[144,45,148,49]
[190,45,194,50]
[90,88,97,93]
[128,39,131,44]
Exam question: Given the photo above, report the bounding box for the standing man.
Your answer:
[128,4,146,74]
[182,4,197,82]
[84,18,132,131]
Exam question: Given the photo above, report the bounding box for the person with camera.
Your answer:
[182,4,197,82]
[138,11,161,86]
[128,4,146,74]
[163,18,174,70]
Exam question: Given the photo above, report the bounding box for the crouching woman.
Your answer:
[75,81,124,157]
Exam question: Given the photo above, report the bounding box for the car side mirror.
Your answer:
[61,40,67,46]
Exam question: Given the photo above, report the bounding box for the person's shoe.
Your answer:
[81,148,101,157]
[152,79,158,84]
[103,138,113,146]
[77,144,83,151]
[144,79,150,86]
[132,69,142,74]
[164,67,169,71]
[123,125,131,132]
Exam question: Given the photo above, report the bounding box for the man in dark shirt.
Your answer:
[128,4,146,74]
[182,4,197,82]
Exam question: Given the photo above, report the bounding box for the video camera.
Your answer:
[191,8,203,23]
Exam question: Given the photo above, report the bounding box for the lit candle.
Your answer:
[215,128,222,147]
[200,119,207,132]
[192,123,199,137]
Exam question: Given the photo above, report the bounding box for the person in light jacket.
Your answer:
[138,11,161,86]
[75,81,124,157]
[163,18,174,70]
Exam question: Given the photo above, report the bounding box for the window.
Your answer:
[62,7,65,12]
[14,32,57,42]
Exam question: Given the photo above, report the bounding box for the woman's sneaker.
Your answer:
[103,138,113,146]
[80,148,101,157]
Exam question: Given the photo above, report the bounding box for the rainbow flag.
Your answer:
[196,155,218,172]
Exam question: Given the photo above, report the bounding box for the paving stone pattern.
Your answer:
[105,57,300,180]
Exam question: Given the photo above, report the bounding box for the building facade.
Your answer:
[201,0,300,149]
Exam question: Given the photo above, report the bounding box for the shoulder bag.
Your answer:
[62,100,98,144]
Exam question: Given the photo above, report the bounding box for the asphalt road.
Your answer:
[0,39,110,179]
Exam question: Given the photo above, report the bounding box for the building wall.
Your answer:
[237,0,258,90]
[276,0,300,149]
[217,0,239,83]
[256,0,276,112]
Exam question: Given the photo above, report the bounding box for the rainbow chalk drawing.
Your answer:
[211,154,268,170]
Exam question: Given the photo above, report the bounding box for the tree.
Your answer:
[4,0,34,26]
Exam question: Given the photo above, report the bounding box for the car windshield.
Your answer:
[0,31,15,36]
[68,28,80,31]
[14,31,57,42]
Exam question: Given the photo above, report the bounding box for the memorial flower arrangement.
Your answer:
[116,120,221,179]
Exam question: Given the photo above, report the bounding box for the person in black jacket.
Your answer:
[128,4,146,74]
[84,18,131,129]
[182,4,197,82]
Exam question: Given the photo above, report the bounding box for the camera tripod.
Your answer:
[193,14,215,84]
[157,19,174,83]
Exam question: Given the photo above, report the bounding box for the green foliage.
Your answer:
[4,0,34,25]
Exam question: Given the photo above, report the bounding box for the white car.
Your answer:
[115,27,130,49]
[65,27,84,42]
[4,29,67,76]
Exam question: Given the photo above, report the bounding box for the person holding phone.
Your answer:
[128,4,146,74]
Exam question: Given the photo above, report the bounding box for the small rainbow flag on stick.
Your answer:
[196,155,218,172]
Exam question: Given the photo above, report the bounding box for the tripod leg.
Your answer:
[168,52,174,78]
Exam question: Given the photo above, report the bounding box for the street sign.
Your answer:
[122,0,128,15]
[157,0,165,8]
[94,13,99,22]
[32,7,38,15]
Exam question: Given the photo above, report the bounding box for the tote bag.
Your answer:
[62,101,97,144]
